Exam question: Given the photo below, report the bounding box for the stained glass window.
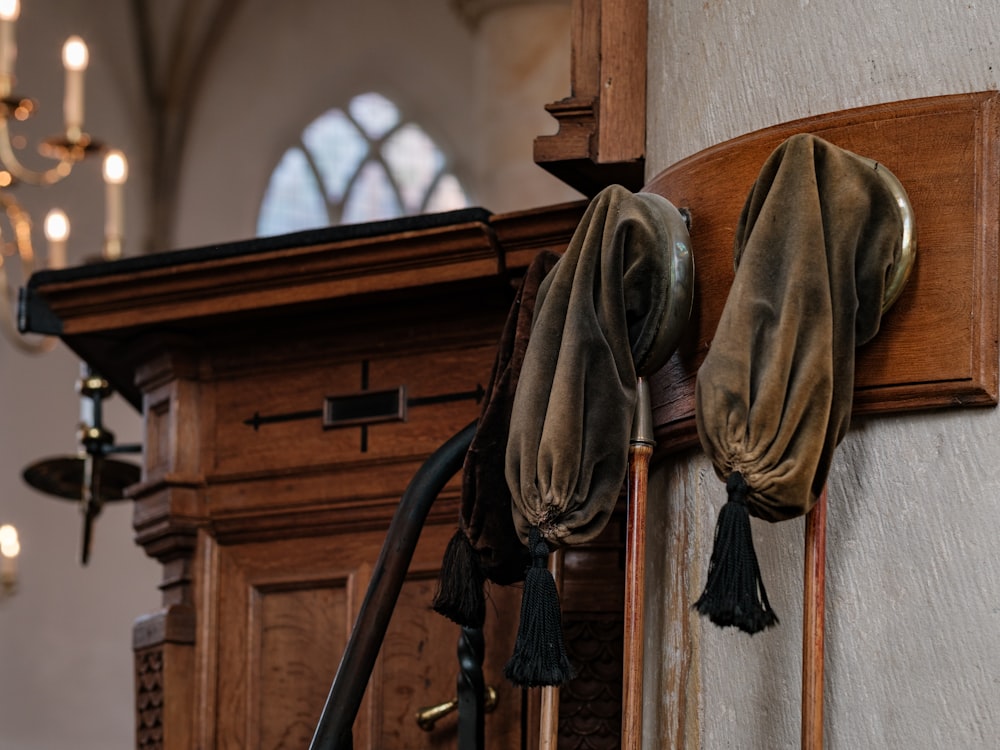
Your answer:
[258,93,470,237]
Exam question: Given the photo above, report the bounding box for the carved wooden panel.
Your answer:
[133,621,196,750]
[370,571,523,749]
[559,614,623,749]
[254,584,347,748]
[136,647,165,750]
[146,396,172,478]
[205,523,524,750]
[201,335,500,544]
[558,511,625,750]
[644,91,1000,453]
[210,345,494,481]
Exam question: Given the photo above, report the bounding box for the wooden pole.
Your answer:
[539,549,564,750]
[802,485,828,750]
[622,378,655,750]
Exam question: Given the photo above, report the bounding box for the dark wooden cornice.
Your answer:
[20,202,587,409]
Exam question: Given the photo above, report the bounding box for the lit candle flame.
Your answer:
[0,524,19,558]
[0,0,19,21]
[62,36,88,71]
[61,36,88,142]
[44,208,69,268]
[103,150,127,184]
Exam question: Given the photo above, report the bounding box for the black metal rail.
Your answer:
[308,420,478,750]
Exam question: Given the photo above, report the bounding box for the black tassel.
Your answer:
[433,529,486,628]
[694,472,778,634]
[503,527,574,687]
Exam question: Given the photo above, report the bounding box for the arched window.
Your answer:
[257,92,470,236]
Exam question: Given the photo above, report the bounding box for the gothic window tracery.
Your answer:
[258,92,469,236]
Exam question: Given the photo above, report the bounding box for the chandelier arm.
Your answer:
[0,119,76,186]
[0,193,55,353]
[2,193,36,268]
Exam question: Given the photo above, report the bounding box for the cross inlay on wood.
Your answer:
[243,359,484,453]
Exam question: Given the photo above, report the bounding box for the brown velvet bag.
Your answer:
[694,133,908,633]
[504,184,693,685]
[432,249,560,629]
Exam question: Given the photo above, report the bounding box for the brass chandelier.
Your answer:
[0,0,128,354]
[0,0,138,567]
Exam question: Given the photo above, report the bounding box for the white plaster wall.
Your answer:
[174,0,480,248]
[646,2,1000,748]
[472,2,581,211]
[173,0,578,249]
[0,2,159,749]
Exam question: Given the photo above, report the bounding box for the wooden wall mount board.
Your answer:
[643,91,1000,454]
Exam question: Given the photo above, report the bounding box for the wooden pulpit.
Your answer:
[21,203,627,750]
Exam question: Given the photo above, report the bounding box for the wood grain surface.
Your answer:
[644,91,1000,454]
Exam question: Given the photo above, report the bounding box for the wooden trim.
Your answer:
[597,0,646,164]
[34,221,502,337]
[644,92,1000,453]
[24,201,587,410]
[533,0,646,194]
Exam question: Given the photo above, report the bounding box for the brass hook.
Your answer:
[870,159,917,314]
[635,196,695,377]
[727,156,916,315]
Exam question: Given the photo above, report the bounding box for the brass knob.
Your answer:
[415,685,498,731]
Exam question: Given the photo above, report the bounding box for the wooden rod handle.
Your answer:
[539,550,564,750]
[622,440,653,749]
[802,485,828,750]
[623,377,655,750]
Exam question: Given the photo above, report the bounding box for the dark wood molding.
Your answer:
[533,0,647,195]
[22,202,587,410]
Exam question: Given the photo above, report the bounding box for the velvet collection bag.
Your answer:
[432,249,561,629]
[504,184,692,685]
[694,133,908,633]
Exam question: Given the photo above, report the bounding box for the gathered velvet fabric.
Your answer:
[431,250,560,629]
[506,184,690,548]
[696,133,906,524]
[459,249,561,583]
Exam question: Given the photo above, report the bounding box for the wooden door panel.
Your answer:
[255,584,348,749]
[208,522,524,750]
[370,571,524,749]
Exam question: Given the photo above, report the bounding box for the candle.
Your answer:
[44,208,69,269]
[0,523,19,591]
[62,36,87,142]
[102,149,126,260]
[0,0,18,90]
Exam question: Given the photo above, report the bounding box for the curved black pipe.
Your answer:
[309,420,477,750]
